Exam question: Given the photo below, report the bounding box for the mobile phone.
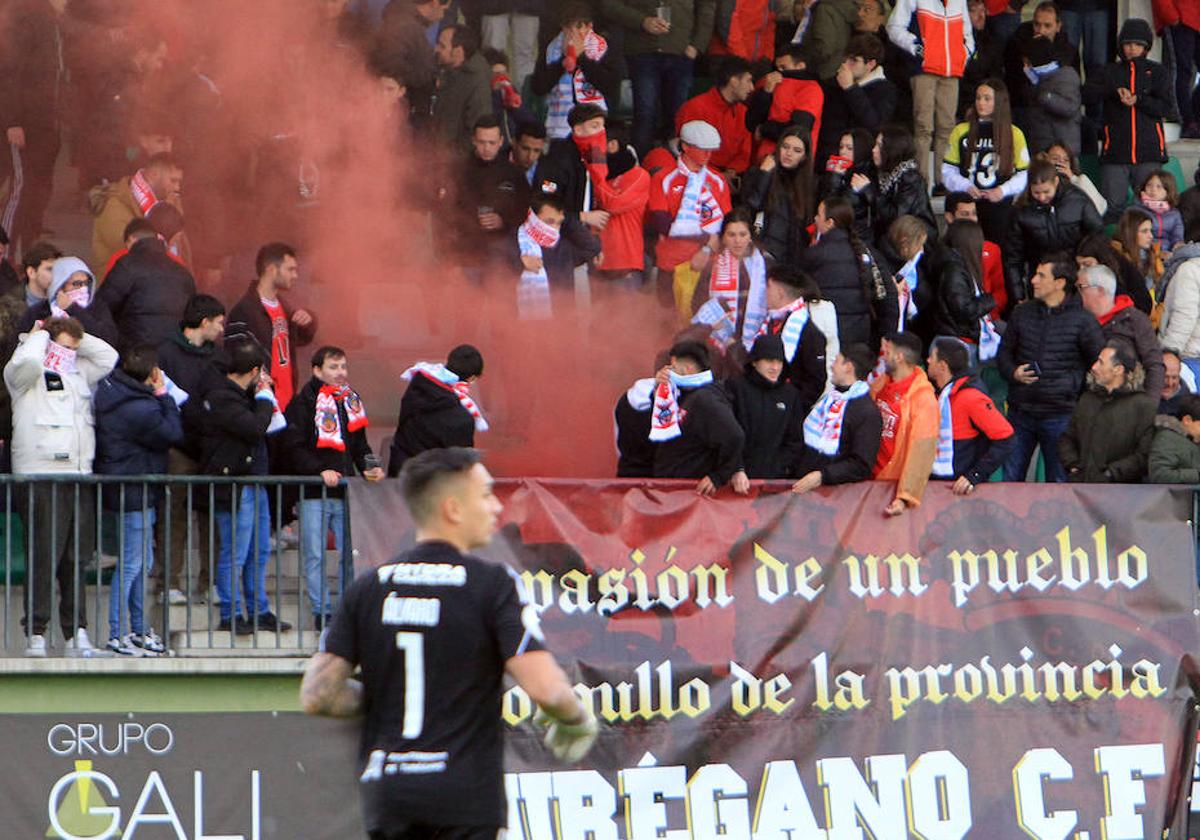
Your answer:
[1029,362,1042,377]
[363,454,383,473]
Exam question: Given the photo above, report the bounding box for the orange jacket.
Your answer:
[886,0,974,78]
[753,75,824,164]
[871,366,938,507]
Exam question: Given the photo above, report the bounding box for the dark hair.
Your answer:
[568,103,607,127]
[720,206,756,237]
[1075,233,1124,278]
[1034,1,1060,20]
[22,241,62,274]
[1116,208,1155,274]
[845,33,884,65]
[45,317,84,343]
[841,343,875,381]
[771,127,814,220]
[1038,144,1081,176]
[767,264,821,300]
[777,43,811,66]
[559,1,593,26]
[443,24,478,59]
[944,191,976,216]
[966,79,1015,181]
[885,331,923,365]
[146,201,185,240]
[1105,338,1138,376]
[121,344,159,382]
[530,194,565,215]
[668,340,711,371]
[311,345,347,368]
[123,218,157,242]
[181,294,226,329]
[944,219,984,291]
[822,195,879,314]
[1040,251,1077,289]
[840,127,874,170]
[932,336,970,378]
[255,242,296,277]
[226,337,266,375]
[368,49,407,85]
[447,344,484,379]
[400,447,484,525]
[1018,159,1060,207]
[1179,186,1200,243]
[480,47,508,68]
[144,152,181,172]
[1139,169,1180,207]
[0,223,7,246]
[715,56,752,89]
[515,121,547,142]
[877,124,916,174]
[1176,393,1200,421]
[472,114,502,133]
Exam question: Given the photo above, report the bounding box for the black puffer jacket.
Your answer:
[816,166,873,242]
[724,366,805,479]
[1003,182,1102,303]
[741,167,810,265]
[997,294,1105,417]
[1086,54,1171,166]
[95,237,197,355]
[933,249,995,343]
[800,228,899,352]
[861,164,937,248]
[387,373,477,477]
[653,383,744,486]
[282,377,374,497]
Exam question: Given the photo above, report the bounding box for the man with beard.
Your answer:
[871,331,938,516]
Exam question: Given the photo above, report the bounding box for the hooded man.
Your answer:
[725,333,806,490]
[871,331,938,516]
[388,345,488,476]
[793,342,882,491]
[18,256,118,349]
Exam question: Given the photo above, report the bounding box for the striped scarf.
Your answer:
[668,159,725,238]
[896,251,921,328]
[933,382,955,477]
[315,384,369,452]
[702,249,768,351]
[759,299,809,363]
[544,31,608,139]
[402,363,489,433]
[517,210,560,320]
[803,380,869,455]
[649,370,713,442]
[130,169,158,215]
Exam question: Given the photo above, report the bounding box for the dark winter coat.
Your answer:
[1003,24,1079,111]
[793,389,882,484]
[801,229,899,352]
[198,378,273,502]
[95,237,197,355]
[997,294,1105,417]
[282,377,373,497]
[815,167,873,242]
[1101,300,1165,397]
[816,74,898,162]
[1059,375,1157,482]
[1086,55,1171,166]
[528,40,622,116]
[376,3,437,119]
[615,389,655,478]
[653,383,745,486]
[933,249,995,343]
[725,366,805,479]
[960,27,1005,118]
[94,369,184,510]
[156,330,228,461]
[740,166,810,265]
[432,52,494,152]
[0,0,65,130]
[862,165,937,248]
[757,313,828,417]
[1003,181,1103,303]
[387,374,477,477]
[226,284,319,397]
[1148,414,1200,483]
[17,297,119,350]
[535,137,593,217]
[440,153,529,263]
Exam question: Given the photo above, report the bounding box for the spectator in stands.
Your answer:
[1158,227,1200,384]
[1003,159,1102,306]
[226,243,317,412]
[1042,143,1107,216]
[935,220,996,363]
[815,127,875,240]
[1004,2,1079,124]
[155,294,227,605]
[388,345,487,476]
[438,115,529,282]
[1111,209,1164,308]
[998,253,1104,481]
[749,45,825,164]
[615,360,660,478]
[888,214,936,342]
[804,195,897,352]
[511,122,548,187]
[1059,0,1109,76]
[1160,349,1192,416]
[1018,35,1083,158]
[816,34,898,163]
[18,257,118,350]
[0,227,18,296]
[758,264,830,416]
[591,123,650,290]
[432,25,494,152]
[603,0,716,155]
[1077,263,1165,397]
[1159,1,1200,139]
[806,0,858,79]
[283,346,385,628]
[871,331,938,516]
[1076,232,1153,315]
[855,125,936,248]
[1149,393,1200,483]
[1086,19,1170,220]
[1059,339,1157,482]
[710,0,776,61]
[689,210,769,371]
[793,343,882,491]
[6,317,117,657]
[483,49,536,148]
[927,336,1014,493]
[675,57,755,177]
[887,0,974,192]
[742,127,814,265]
[94,345,183,657]
[536,104,614,255]
[726,334,805,487]
[530,3,620,141]
[942,79,1030,242]
[651,339,744,494]
[374,0,442,123]
[1135,170,1185,255]
[647,120,732,308]
[91,154,183,272]
[95,222,197,356]
[942,192,1007,319]
[959,0,1004,121]
[198,338,291,636]
[478,0,541,92]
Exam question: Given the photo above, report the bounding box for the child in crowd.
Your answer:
[1136,170,1185,255]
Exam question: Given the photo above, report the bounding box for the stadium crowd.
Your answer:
[2,0,1200,657]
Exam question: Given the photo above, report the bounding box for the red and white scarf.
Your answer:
[802,380,870,455]
[401,363,489,433]
[43,339,77,375]
[545,30,608,138]
[517,210,560,320]
[315,384,369,452]
[130,169,158,216]
[667,159,725,238]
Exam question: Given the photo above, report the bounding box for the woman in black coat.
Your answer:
[934,220,996,353]
[740,127,814,266]
[853,124,936,254]
[1075,233,1154,316]
[816,127,875,242]
[1003,158,1103,305]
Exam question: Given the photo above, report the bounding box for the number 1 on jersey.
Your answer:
[396,631,425,738]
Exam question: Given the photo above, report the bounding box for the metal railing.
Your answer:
[0,474,352,657]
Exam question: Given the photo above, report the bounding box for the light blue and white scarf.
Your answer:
[896,251,922,329]
[667,158,725,238]
[649,369,714,442]
[544,31,608,140]
[803,380,870,455]
[933,381,955,477]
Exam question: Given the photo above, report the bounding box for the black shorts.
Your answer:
[368,825,500,840]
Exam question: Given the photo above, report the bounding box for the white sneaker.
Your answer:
[23,634,46,658]
[167,588,187,605]
[131,629,166,656]
[64,628,95,657]
[106,635,142,657]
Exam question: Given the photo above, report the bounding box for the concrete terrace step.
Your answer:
[166,629,315,658]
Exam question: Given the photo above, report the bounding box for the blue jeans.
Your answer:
[1168,25,1200,126]
[986,12,1021,45]
[299,496,345,618]
[214,486,271,622]
[630,53,694,155]
[1003,409,1071,483]
[1060,9,1108,71]
[108,509,155,639]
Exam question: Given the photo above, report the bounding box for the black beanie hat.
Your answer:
[750,333,787,362]
[1118,18,1153,50]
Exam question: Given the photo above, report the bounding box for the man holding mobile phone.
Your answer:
[996,253,1104,483]
[282,345,385,629]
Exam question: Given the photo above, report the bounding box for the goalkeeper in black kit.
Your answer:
[301,447,597,839]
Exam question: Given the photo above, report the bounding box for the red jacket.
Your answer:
[982,240,1005,320]
[708,0,776,62]
[1153,0,1200,32]
[675,87,753,173]
[593,165,650,272]
[648,164,733,270]
[753,75,824,164]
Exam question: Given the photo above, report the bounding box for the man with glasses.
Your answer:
[17,257,118,350]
